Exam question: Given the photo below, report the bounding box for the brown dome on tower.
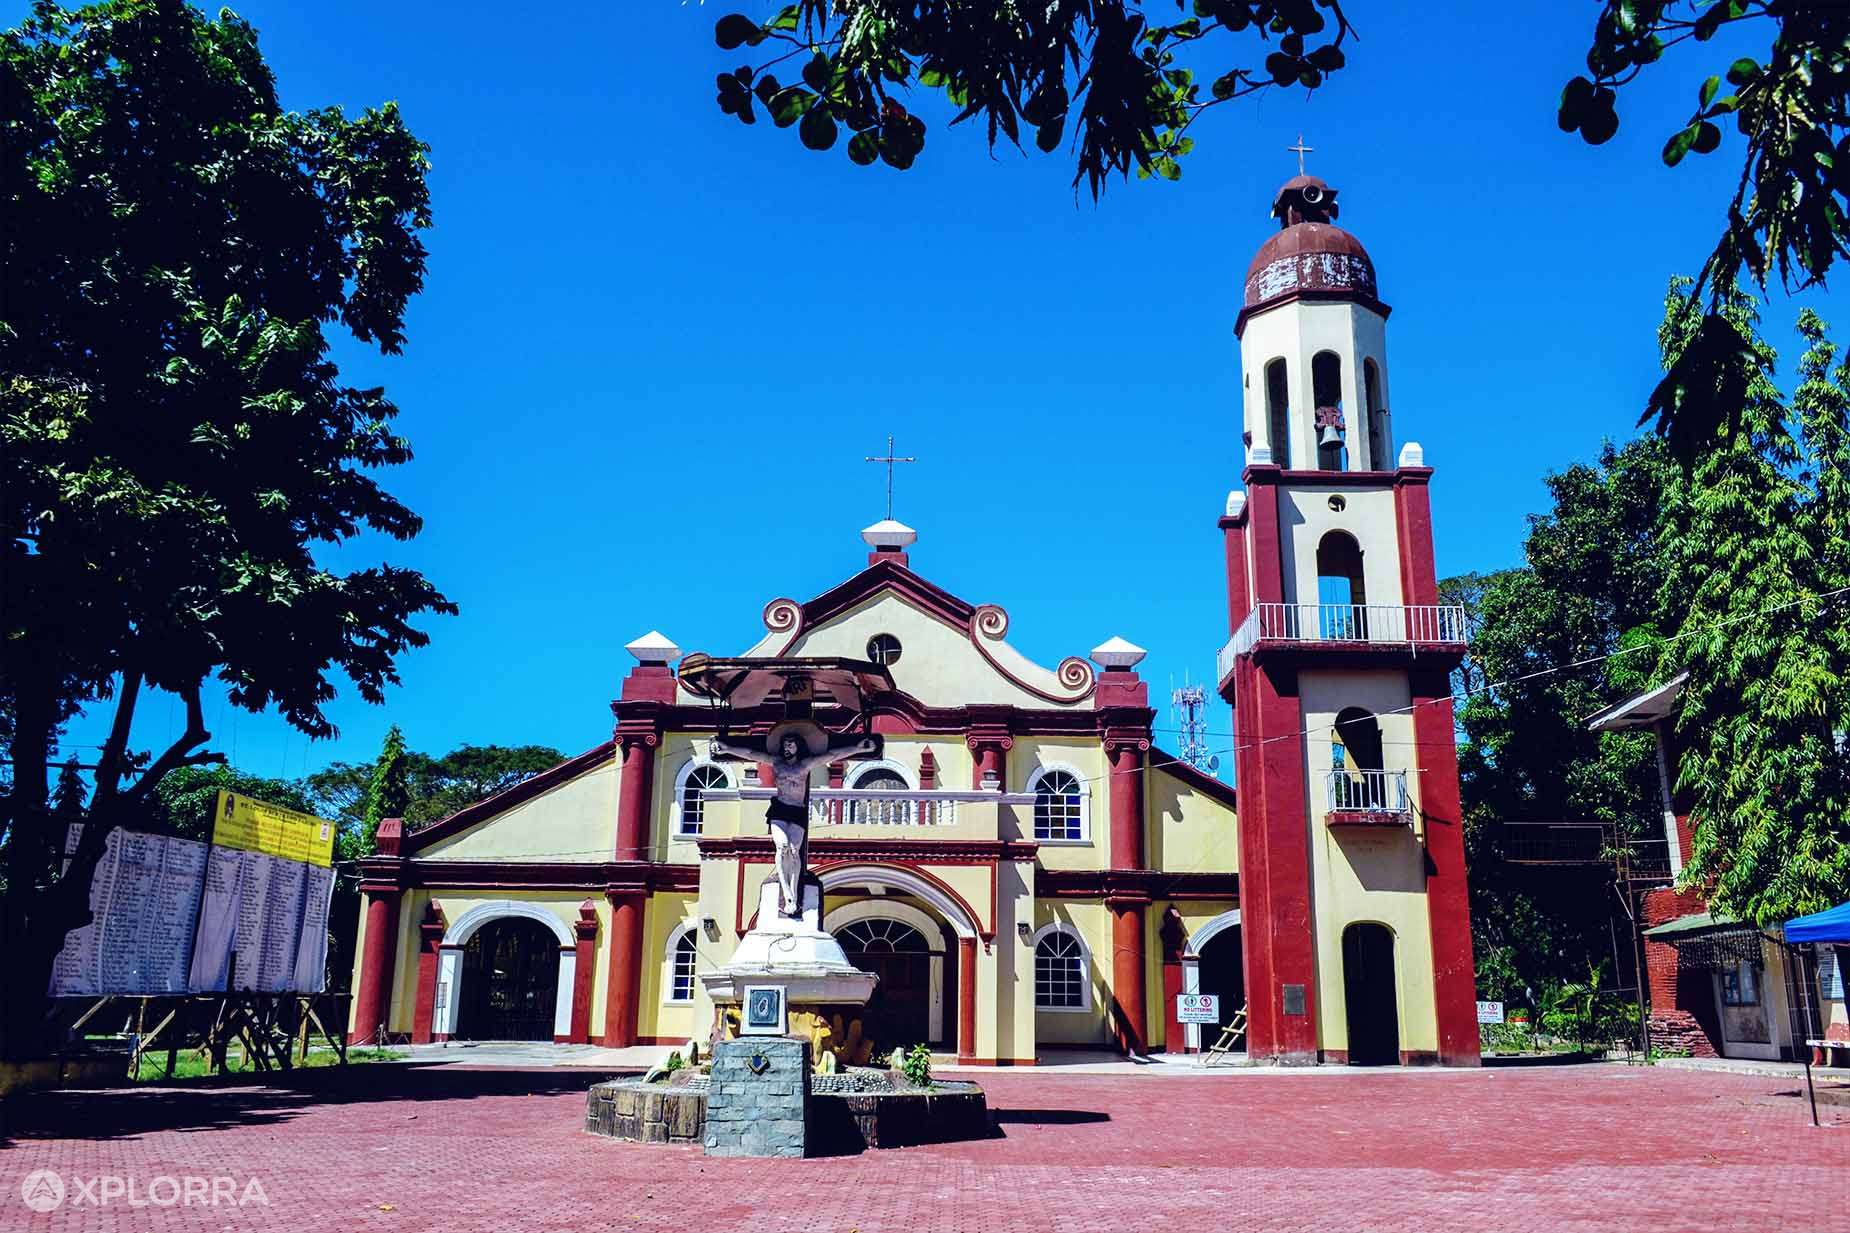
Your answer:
[1237,174,1387,335]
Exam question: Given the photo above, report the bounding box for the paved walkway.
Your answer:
[3,1063,1845,1231]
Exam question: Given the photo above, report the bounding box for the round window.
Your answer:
[866,633,902,666]
[1327,495,1347,513]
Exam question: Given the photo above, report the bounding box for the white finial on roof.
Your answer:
[625,630,681,664]
[861,519,918,550]
[1090,636,1147,671]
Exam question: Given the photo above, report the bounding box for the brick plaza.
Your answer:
[3,1063,1845,1232]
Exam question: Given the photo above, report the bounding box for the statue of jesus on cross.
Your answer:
[709,721,883,918]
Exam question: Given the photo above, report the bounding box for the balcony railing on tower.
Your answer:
[1218,602,1467,682]
[1324,769,1413,826]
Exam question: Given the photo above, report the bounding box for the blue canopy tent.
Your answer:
[1783,901,1850,945]
[1781,901,1850,1126]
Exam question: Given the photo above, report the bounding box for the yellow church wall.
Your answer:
[1031,898,1115,1046]
[638,891,698,1042]
[1146,764,1238,876]
[654,732,715,863]
[347,886,426,1037]
[780,592,1077,710]
[414,758,617,863]
[1010,736,1109,869]
[1279,484,1405,610]
[1299,668,1439,1056]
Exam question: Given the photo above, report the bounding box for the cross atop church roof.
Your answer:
[864,434,916,521]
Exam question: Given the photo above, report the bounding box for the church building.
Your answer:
[346,172,1480,1066]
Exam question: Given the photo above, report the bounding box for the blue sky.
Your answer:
[52,1,1844,782]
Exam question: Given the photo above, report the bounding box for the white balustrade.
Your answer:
[1325,769,1411,818]
[1220,603,1467,680]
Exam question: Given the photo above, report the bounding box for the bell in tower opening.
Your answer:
[1237,172,1392,473]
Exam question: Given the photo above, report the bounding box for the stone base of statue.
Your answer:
[700,876,878,1009]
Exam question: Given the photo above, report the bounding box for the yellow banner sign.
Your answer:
[211,791,336,868]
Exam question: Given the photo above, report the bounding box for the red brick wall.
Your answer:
[1640,886,1721,1056]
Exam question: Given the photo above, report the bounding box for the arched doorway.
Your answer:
[457,916,560,1041]
[1182,910,1244,1051]
[1197,927,1245,1043]
[1342,922,1399,1065]
[835,917,934,1052]
[1316,532,1367,638]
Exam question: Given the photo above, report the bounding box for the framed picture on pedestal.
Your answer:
[742,984,786,1036]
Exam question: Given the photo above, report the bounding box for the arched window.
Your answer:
[1312,350,1347,471]
[674,761,731,836]
[1316,531,1367,638]
[1331,707,1388,812]
[663,924,697,1003]
[836,917,928,953]
[845,759,913,824]
[1027,766,1087,842]
[1334,707,1385,771]
[1264,358,1291,468]
[1363,358,1386,470]
[1033,924,1090,1010]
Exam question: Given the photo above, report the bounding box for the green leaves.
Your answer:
[707,1,1355,196]
[714,14,765,50]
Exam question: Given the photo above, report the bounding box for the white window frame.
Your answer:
[845,758,915,790]
[1030,922,1093,1013]
[662,921,698,1005]
[1025,763,1091,844]
[672,758,732,837]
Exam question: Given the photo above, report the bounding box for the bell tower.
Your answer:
[1217,173,1479,1066]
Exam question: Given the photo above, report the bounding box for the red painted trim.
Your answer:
[1159,907,1187,1054]
[699,836,1039,866]
[957,935,977,1064]
[403,743,616,854]
[1033,869,1238,900]
[1411,671,1481,1066]
[350,892,400,1045]
[380,860,698,894]
[613,697,1109,741]
[604,892,644,1048]
[1234,287,1393,337]
[953,1058,1038,1067]
[570,900,598,1045]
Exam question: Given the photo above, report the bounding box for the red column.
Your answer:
[957,935,978,1063]
[1236,657,1319,1064]
[966,724,1011,790]
[350,890,401,1046]
[1220,499,1252,637]
[411,903,447,1044]
[604,891,645,1047]
[1412,671,1481,1065]
[570,900,599,1044]
[1393,467,1439,606]
[1106,739,1146,871]
[614,735,656,862]
[1110,899,1149,1055]
[1159,907,1188,1053]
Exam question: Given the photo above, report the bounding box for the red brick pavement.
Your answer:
[2,1063,1845,1232]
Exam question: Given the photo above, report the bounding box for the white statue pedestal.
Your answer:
[701,878,877,1007]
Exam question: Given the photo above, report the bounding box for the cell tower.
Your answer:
[1170,674,1218,776]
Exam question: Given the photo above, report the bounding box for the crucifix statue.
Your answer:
[709,720,883,918]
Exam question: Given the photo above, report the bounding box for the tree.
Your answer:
[1557,3,1850,457]
[709,2,1353,196]
[358,725,411,859]
[1653,279,1850,924]
[401,743,567,828]
[0,1,450,1051]
[145,765,317,846]
[1447,438,1679,1002]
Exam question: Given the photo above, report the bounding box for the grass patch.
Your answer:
[131,1047,402,1082]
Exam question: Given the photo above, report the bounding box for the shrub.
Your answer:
[898,1043,932,1089]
